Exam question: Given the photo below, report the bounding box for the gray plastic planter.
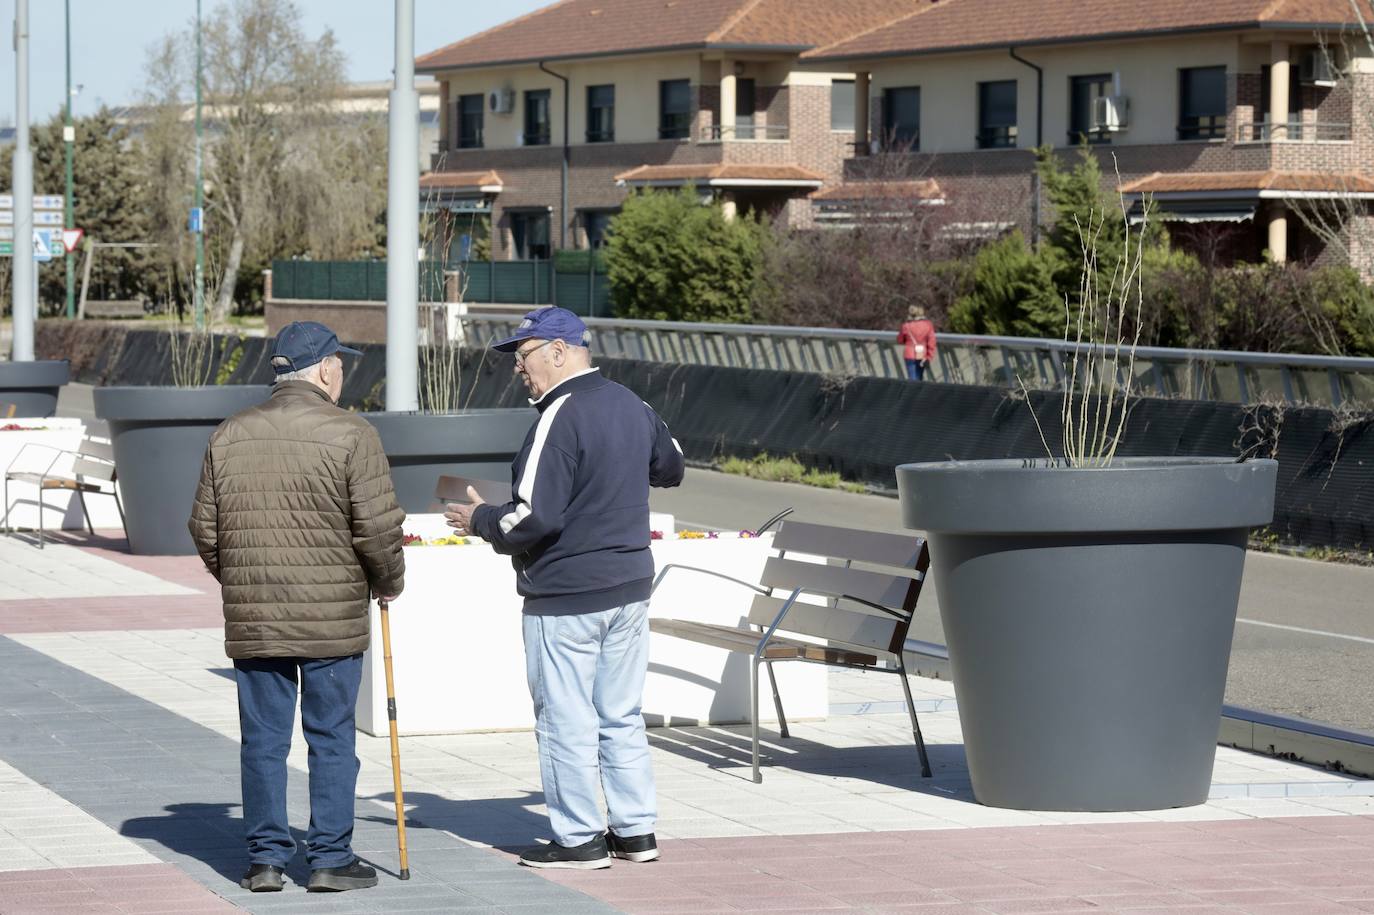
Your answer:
[362,409,534,513]
[896,457,1278,812]
[94,385,271,555]
[0,360,70,418]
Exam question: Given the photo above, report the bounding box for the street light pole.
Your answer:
[193,0,206,329]
[385,0,419,412]
[63,0,75,319]
[11,0,36,361]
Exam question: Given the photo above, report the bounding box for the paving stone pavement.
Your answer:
[0,637,614,914]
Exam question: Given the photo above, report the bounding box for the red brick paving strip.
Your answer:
[530,816,1374,913]
[0,863,236,913]
[0,532,223,634]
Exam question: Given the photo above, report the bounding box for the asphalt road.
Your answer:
[59,384,1374,733]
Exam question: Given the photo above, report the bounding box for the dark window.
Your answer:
[830,79,855,131]
[586,84,615,142]
[1258,64,1303,140]
[659,79,692,139]
[524,89,551,146]
[583,210,615,249]
[457,94,484,149]
[977,80,1018,148]
[511,211,550,260]
[1068,74,1111,145]
[735,78,756,139]
[1178,66,1227,140]
[883,86,920,150]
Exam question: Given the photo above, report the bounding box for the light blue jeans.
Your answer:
[523,600,656,847]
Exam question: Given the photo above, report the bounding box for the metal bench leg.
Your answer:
[77,490,94,536]
[897,658,933,778]
[764,661,789,738]
[750,655,763,784]
[3,477,10,537]
[35,486,44,550]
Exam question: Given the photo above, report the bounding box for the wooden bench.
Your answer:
[650,518,932,783]
[3,436,125,549]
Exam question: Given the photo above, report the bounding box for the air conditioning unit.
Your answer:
[1091,94,1130,132]
[488,88,515,114]
[1299,49,1338,87]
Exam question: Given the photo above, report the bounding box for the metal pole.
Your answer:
[193,0,206,329]
[386,0,419,411]
[63,0,75,319]
[11,0,36,361]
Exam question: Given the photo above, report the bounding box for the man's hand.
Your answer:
[444,486,487,536]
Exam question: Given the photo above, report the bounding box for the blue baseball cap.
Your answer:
[492,307,591,353]
[270,321,362,375]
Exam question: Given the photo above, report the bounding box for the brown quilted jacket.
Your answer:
[188,381,405,659]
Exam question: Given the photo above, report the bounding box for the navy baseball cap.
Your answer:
[270,321,362,375]
[492,307,591,353]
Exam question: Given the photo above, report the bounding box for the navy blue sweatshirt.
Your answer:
[470,368,685,614]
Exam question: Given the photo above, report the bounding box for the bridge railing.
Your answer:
[456,313,1374,407]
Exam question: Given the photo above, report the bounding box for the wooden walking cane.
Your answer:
[379,598,410,880]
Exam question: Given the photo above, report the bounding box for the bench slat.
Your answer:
[5,472,102,492]
[650,619,879,665]
[79,438,115,461]
[774,521,924,569]
[72,457,116,481]
[760,556,916,610]
[746,595,904,654]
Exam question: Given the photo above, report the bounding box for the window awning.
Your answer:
[1128,200,1256,225]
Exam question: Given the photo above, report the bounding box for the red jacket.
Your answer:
[898,319,937,362]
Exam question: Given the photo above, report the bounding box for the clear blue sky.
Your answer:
[1,0,548,124]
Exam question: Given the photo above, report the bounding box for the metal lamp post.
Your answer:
[193,0,206,329]
[11,0,35,360]
[63,0,75,319]
[385,0,419,411]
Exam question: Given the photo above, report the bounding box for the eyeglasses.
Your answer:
[514,339,554,367]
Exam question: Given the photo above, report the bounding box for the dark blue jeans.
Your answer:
[234,654,363,869]
[905,359,927,381]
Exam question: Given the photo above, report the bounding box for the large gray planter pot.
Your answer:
[0,360,70,418]
[362,409,534,513]
[896,457,1278,812]
[94,385,272,555]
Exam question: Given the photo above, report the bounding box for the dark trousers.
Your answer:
[234,654,363,869]
[905,359,927,381]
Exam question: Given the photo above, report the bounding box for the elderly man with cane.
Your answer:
[189,321,406,893]
[446,307,685,870]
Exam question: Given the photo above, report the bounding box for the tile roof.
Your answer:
[811,179,943,200]
[420,170,504,190]
[614,163,825,184]
[806,0,1358,61]
[1120,170,1374,194]
[417,0,925,71]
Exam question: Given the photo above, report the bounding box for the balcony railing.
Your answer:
[699,124,790,141]
[1238,120,1352,142]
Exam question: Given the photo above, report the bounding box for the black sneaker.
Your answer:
[239,863,284,892]
[306,858,379,892]
[518,835,612,870]
[606,831,660,863]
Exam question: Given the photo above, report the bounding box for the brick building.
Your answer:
[804,0,1374,270]
[414,0,922,259]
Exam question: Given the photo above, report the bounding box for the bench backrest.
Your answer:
[73,437,117,483]
[746,520,928,656]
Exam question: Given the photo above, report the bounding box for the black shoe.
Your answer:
[518,836,612,870]
[306,858,378,892]
[239,863,284,892]
[606,831,660,863]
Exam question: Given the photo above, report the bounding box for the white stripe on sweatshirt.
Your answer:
[499,393,571,535]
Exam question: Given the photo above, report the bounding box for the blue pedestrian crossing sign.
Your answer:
[32,229,58,262]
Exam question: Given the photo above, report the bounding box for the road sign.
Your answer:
[61,228,84,253]
[33,211,63,226]
[0,194,64,210]
[33,230,54,262]
[188,206,204,233]
[0,227,11,240]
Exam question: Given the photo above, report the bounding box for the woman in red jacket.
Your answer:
[897,305,937,381]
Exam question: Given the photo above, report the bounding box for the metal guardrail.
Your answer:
[458,313,1374,407]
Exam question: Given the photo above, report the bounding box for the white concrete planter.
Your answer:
[356,518,827,736]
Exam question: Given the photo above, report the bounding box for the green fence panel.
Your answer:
[493,261,538,304]
[454,263,493,302]
[367,262,388,301]
[555,273,590,315]
[329,262,370,300]
[271,261,296,299]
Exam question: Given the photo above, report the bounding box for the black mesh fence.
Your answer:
[38,324,1373,551]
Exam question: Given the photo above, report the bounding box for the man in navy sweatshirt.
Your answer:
[444,307,685,870]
